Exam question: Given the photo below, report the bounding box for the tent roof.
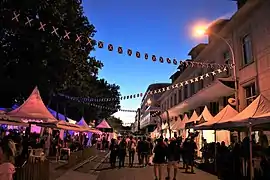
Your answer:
[171,117,182,130]
[172,114,189,130]
[196,106,213,123]
[186,111,198,124]
[195,105,238,130]
[215,95,270,129]
[96,119,111,129]
[77,117,89,127]
[7,87,57,123]
[47,108,67,121]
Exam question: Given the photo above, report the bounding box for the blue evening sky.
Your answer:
[82,0,236,124]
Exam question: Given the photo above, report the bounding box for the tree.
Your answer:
[106,116,124,131]
[0,0,120,121]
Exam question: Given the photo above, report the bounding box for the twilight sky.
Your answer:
[82,0,236,124]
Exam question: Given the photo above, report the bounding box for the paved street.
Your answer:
[57,153,218,180]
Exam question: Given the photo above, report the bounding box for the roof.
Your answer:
[7,87,57,123]
[185,111,199,124]
[195,106,213,124]
[215,95,270,129]
[96,119,112,129]
[169,71,181,80]
[188,43,208,56]
[195,105,238,130]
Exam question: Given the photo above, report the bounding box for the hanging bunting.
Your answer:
[59,67,227,102]
[88,103,136,112]
[6,11,234,68]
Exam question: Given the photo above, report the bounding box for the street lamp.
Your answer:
[193,25,239,111]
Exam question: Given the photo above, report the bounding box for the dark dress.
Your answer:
[153,143,167,164]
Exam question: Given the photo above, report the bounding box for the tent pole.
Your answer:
[249,124,253,180]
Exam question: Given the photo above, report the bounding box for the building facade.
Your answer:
[139,83,170,133]
[159,0,270,127]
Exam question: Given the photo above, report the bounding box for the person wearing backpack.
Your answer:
[128,136,136,167]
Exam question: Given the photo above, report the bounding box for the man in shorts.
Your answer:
[166,137,181,180]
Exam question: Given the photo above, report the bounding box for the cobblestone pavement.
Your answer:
[96,155,218,180]
[57,153,218,180]
[49,148,108,180]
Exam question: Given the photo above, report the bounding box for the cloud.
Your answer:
[113,111,136,124]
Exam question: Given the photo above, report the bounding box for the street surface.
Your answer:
[56,153,218,180]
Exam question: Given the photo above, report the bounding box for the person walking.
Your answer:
[137,137,143,165]
[109,139,118,168]
[153,138,167,180]
[185,136,197,173]
[141,136,150,167]
[128,136,136,167]
[166,137,181,180]
[118,137,127,168]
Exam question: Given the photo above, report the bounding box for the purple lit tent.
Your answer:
[76,117,92,146]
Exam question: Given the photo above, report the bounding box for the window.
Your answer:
[178,89,182,103]
[190,83,195,96]
[223,51,230,61]
[242,35,253,65]
[184,84,188,99]
[245,83,256,105]
[224,51,231,76]
[174,93,177,106]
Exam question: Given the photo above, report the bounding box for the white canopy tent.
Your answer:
[170,117,182,130]
[195,105,238,130]
[215,95,270,130]
[185,110,199,125]
[195,105,238,145]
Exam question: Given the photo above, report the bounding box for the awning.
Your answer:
[168,78,235,116]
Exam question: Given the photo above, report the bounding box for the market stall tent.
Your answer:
[171,117,182,130]
[185,110,199,127]
[215,95,270,130]
[195,105,238,130]
[96,119,111,129]
[6,87,57,123]
[195,105,238,145]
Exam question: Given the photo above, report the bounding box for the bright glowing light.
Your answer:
[193,25,207,37]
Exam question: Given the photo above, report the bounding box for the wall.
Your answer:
[160,0,270,119]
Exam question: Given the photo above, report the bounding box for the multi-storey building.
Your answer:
[159,0,270,129]
[140,83,170,134]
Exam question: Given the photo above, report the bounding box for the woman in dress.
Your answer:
[153,138,167,180]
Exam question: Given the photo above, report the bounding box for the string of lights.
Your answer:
[59,67,228,101]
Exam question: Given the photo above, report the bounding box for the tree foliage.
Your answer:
[106,116,124,131]
[0,0,120,122]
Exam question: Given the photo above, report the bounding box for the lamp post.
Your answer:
[194,26,239,111]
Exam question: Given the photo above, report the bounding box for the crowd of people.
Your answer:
[0,127,95,180]
[108,133,198,180]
